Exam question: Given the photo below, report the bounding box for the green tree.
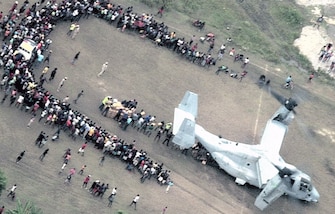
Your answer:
[5,200,43,214]
[0,170,6,196]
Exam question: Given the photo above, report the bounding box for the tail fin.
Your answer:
[172,118,196,148]
[178,91,198,118]
[172,91,198,148]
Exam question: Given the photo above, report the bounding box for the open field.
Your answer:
[1,1,335,214]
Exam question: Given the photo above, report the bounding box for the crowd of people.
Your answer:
[0,0,284,212]
[86,0,249,69]
[0,0,181,210]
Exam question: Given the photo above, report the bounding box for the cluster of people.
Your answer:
[88,1,222,68]
[0,1,176,209]
[319,43,333,63]
[318,42,335,73]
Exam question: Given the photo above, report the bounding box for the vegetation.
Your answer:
[0,170,6,196]
[5,200,43,214]
[139,0,314,71]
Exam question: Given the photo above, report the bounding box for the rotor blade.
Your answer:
[269,89,286,105]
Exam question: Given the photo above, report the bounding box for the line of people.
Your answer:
[0,1,174,211]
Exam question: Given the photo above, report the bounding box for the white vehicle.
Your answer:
[172,91,319,210]
[13,39,37,61]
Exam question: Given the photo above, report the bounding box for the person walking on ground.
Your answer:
[156,5,165,18]
[107,187,117,207]
[99,155,105,166]
[78,142,87,156]
[78,164,86,175]
[71,52,80,65]
[49,68,57,81]
[16,151,25,163]
[161,206,168,214]
[7,184,17,198]
[74,90,84,104]
[59,163,67,174]
[40,66,49,80]
[57,77,68,92]
[314,15,324,29]
[82,175,90,188]
[39,148,49,161]
[67,23,77,36]
[0,205,5,214]
[285,75,293,89]
[242,57,249,68]
[97,62,108,77]
[129,194,140,210]
[71,24,80,39]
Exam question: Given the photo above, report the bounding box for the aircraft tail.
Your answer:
[172,91,198,148]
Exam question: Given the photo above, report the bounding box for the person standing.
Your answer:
[67,23,77,36]
[166,181,174,193]
[62,96,70,103]
[82,175,90,189]
[161,206,168,214]
[27,114,36,128]
[78,142,87,156]
[71,52,80,65]
[129,194,140,210]
[162,132,173,146]
[73,90,84,104]
[44,50,52,64]
[40,66,49,79]
[0,205,4,214]
[308,72,314,83]
[49,68,57,81]
[57,77,68,92]
[39,148,49,161]
[154,128,163,142]
[71,24,80,39]
[68,168,76,177]
[97,62,108,77]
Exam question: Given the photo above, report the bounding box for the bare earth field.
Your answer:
[1,1,335,214]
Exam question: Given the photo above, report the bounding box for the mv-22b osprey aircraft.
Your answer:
[172,91,319,210]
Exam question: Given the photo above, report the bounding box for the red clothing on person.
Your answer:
[84,176,90,183]
[69,168,76,175]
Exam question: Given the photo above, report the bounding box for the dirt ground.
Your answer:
[0,1,335,214]
[294,1,335,75]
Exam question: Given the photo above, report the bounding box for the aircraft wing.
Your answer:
[259,119,288,155]
[254,174,289,210]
